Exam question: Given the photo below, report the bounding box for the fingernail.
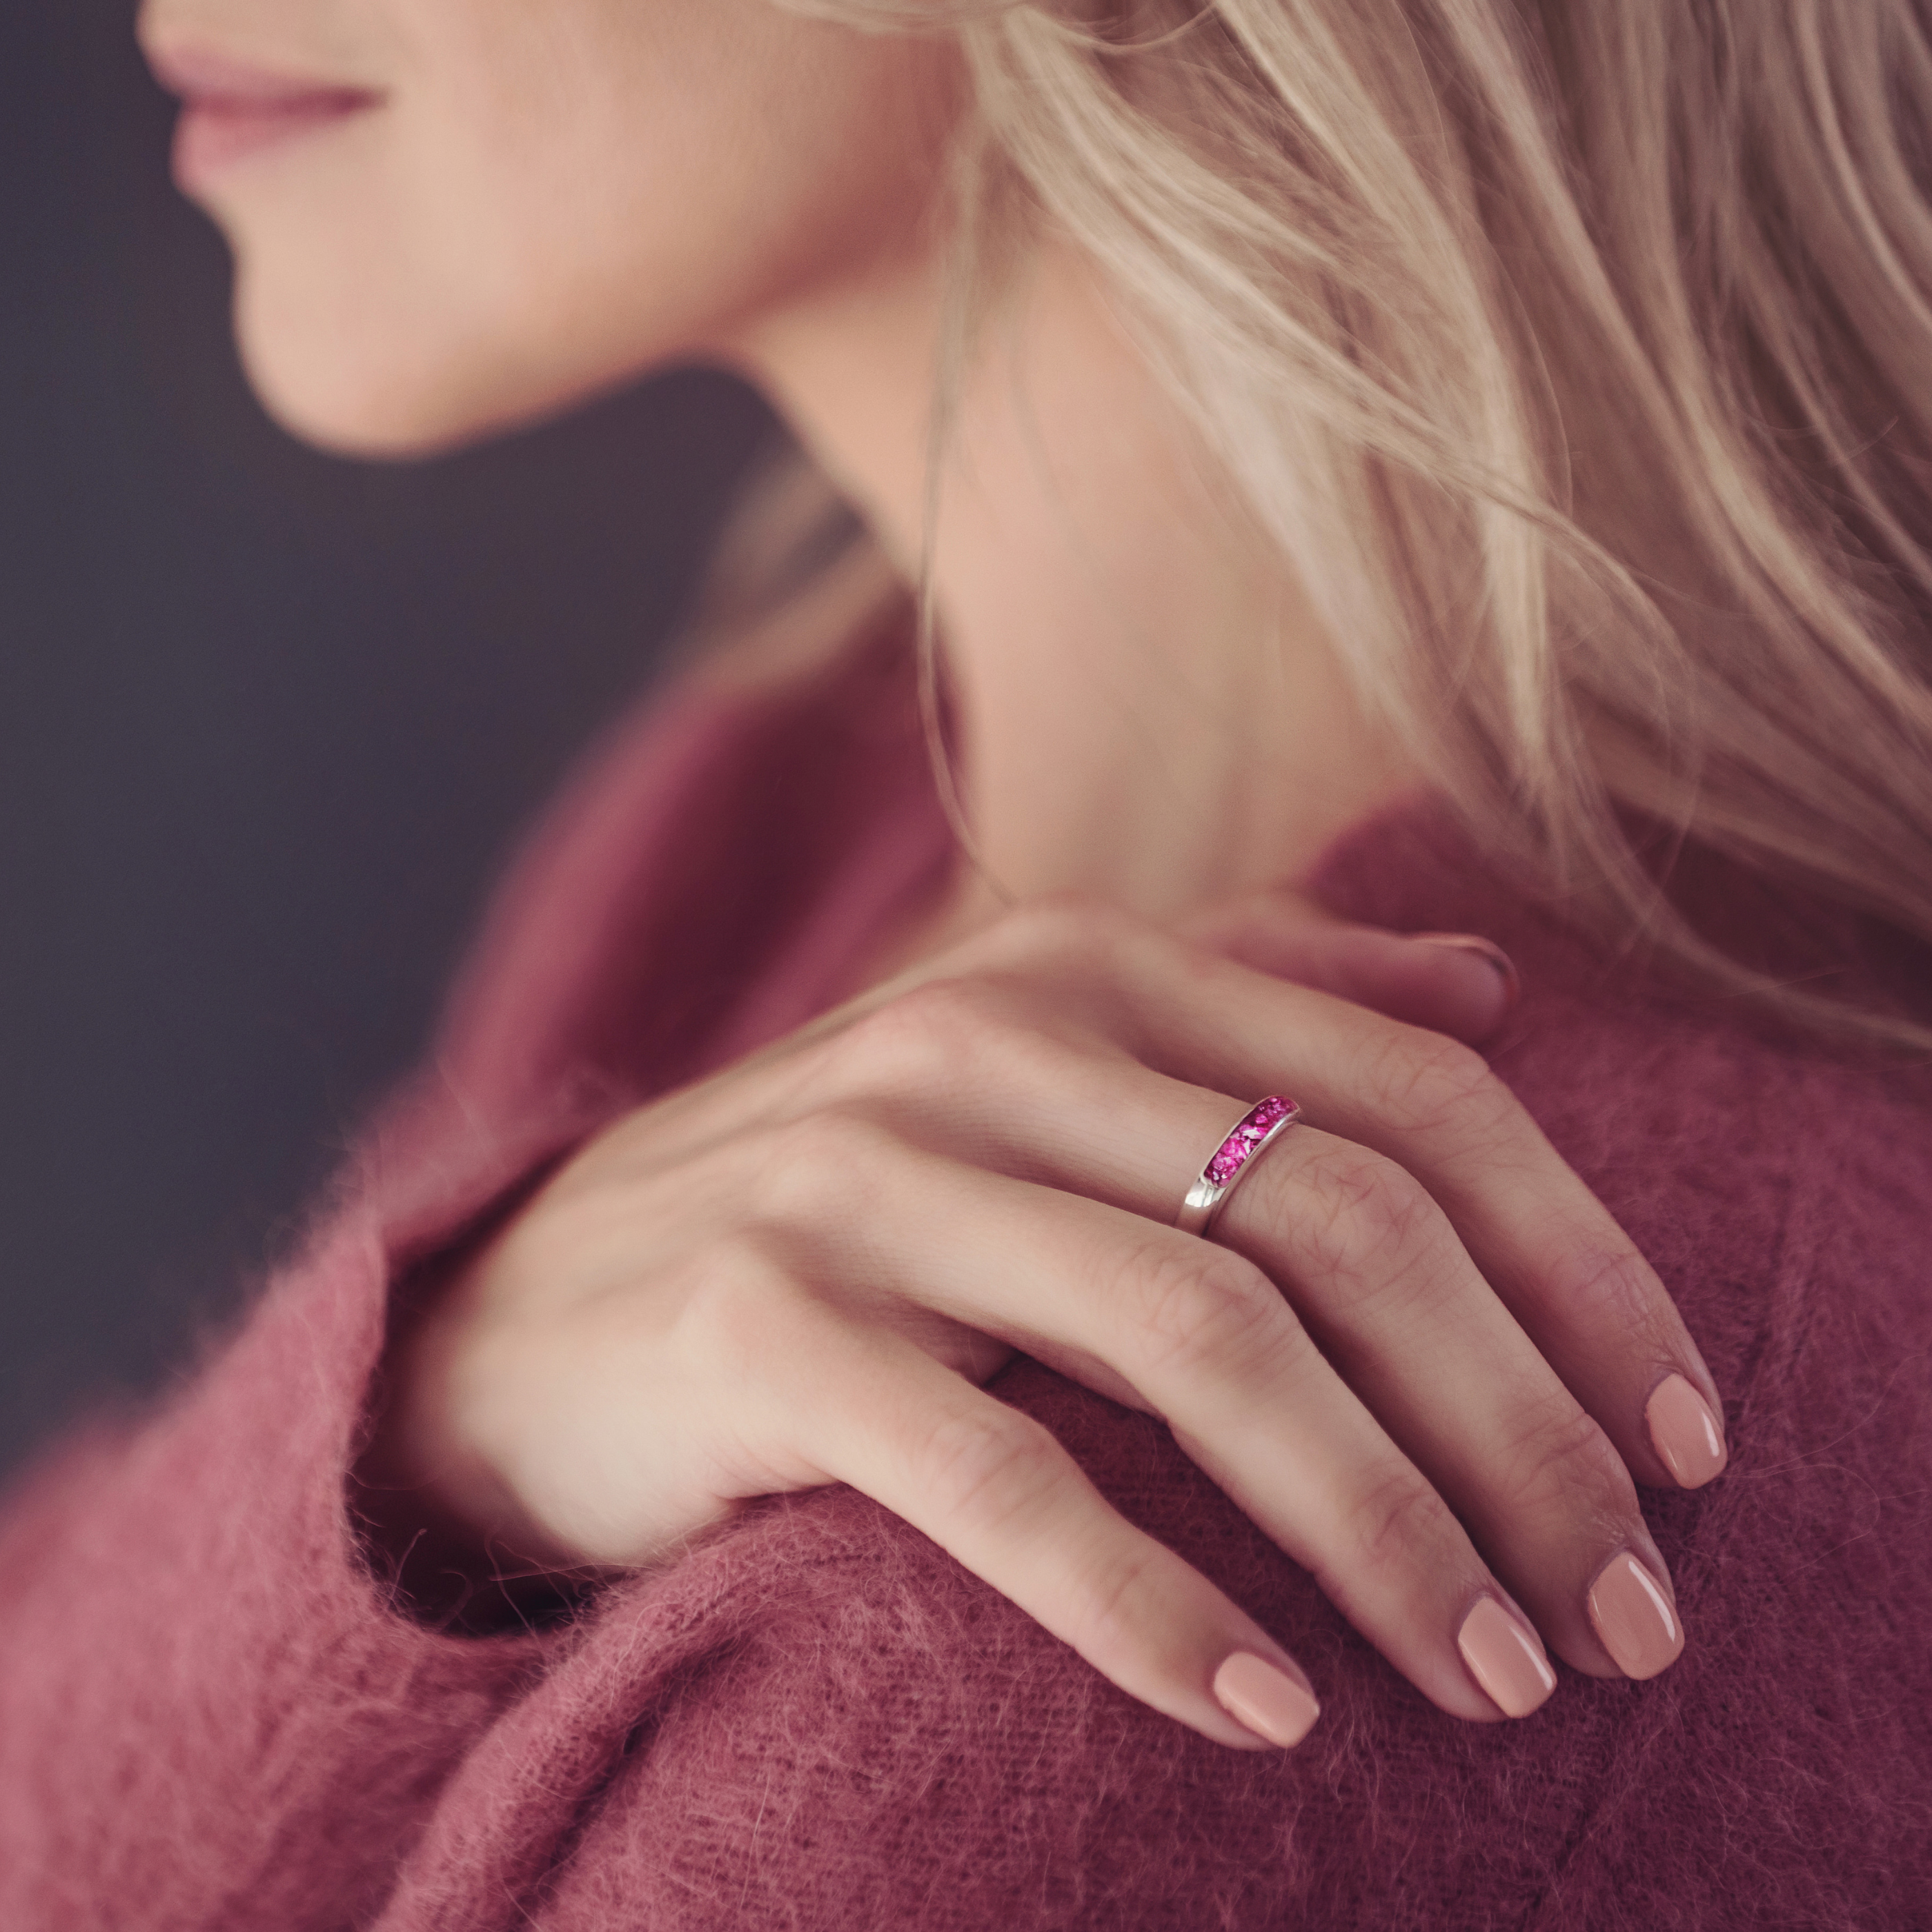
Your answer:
[1212,1652,1321,1748]
[1646,1374,1728,1488]
[1456,1597,1557,1717]
[1411,933,1521,1018]
[1587,1553,1684,1679]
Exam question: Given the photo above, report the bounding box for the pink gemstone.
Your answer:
[1205,1141,1247,1184]
[1202,1097,1295,1187]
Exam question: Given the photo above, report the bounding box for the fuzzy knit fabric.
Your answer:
[1,626,1929,1931]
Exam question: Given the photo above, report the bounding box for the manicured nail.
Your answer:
[1456,1597,1557,1717]
[1646,1374,1728,1488]
[1411,933,1521,1012]
[1212,1652,1321,1748]
[1587,1554,1684,1679]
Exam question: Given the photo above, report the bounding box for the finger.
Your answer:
[765,1123,1556,1720]
[1210,1124,1680,1681]
[1181,889,1519,1047]
[1022,916,1730,1500]
[600,901,1721,1517]
[776,1036,1677,1682]
[800,1321,1325,1751]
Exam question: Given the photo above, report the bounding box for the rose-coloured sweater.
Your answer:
[2,629,1929,1931]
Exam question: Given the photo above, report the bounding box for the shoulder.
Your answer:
[1492,972,1932,1374]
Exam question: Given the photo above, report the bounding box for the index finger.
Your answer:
[1178,888,1520,1047]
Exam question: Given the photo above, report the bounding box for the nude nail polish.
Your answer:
[1212,1653,1321,1748]
[1587,1553,1685,1679]
[1411,933,1522,1012]
[1646,1374,1728,1488]
[1456,1597,1557,1717]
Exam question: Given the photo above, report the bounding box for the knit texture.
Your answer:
[2,631,1928,1930]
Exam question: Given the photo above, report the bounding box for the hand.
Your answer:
[373,891,1725,1750]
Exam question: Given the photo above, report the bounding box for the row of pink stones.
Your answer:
[1203,1094,1299,1186]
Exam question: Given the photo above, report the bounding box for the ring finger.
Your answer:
[762,1118,1558,1722]
[847,1049,1679,1684]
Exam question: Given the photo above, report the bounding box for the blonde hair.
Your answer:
[751,0,1932,1049]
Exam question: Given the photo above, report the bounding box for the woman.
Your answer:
[3,0,1929,1925]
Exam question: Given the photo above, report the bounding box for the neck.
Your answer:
[730,242,1416,923]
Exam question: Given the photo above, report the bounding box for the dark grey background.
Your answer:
[0,5,773,1472]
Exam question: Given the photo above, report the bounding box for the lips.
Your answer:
[146,46,381,193]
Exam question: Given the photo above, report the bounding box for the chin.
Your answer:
[234,296,522,460]
[228,252,646,461]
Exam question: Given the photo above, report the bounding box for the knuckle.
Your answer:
[1341,1459,1464,1584]
[829,976,996,1088]
[1123,1241,1290,1383]
[1494,1390,1641,1524]
[1288,1142,1440,1289]
[985,892,1141,978]
[827,974,1056,1098]
[682,1236,812,1383]
[1550,1243,1673,1348]
[1063,1543,1166,1673]
[915,1407,1065,1532]
[1361,1028,1501,1134]
[752,1109,903,1225]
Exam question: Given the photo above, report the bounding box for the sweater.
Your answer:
[2,627,1929,1931]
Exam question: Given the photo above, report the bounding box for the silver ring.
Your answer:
[1174,1096,1301,1238]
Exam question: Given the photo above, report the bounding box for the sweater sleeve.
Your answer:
[0,1094,610,1932]
[0,651,945,1932]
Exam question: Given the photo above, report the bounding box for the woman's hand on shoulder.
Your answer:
[373,890,1726,1750]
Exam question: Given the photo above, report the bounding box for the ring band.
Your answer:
[1174,1095,1301,1237]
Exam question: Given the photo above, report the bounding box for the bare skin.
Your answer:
[731,241,1419,919]
[139,0,1726,1747]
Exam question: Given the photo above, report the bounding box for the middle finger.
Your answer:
[847,1043,1682,1682]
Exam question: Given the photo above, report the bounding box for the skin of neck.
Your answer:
[730,237,1418,930]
